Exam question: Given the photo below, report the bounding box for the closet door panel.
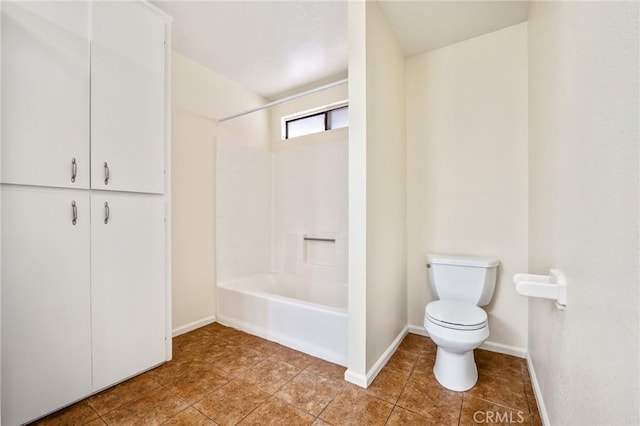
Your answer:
[1,1,90,188]
[91,1,165,194]
[90,193,166,390]
[1,186,92,425]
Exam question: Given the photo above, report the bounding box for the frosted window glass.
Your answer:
[328,106,348,129]
[287,114,325,139]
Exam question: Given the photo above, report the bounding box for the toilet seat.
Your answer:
[425,300,487,331]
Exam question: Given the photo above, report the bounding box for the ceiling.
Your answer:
[379,1,530,56]
[154,1,348,99]
[155,1,529,100]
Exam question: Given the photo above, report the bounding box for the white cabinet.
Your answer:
[91,1,166,194]
[1,0,167,194]
[1,188,168,424]
[0,1,171,424]
[1,1,90,189]
[91,193,166,391]
[1,186,92,426]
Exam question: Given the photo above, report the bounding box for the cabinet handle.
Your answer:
[71,201,77,225]
[71,158,77,183]
[104,162,109,185]
[104,202,110,224]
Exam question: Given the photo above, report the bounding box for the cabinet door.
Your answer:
[90,193,166,390]
[1,1,90,188]
[91,2,166,194]
[1,186,92,425]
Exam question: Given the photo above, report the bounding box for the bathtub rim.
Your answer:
[217,272,348,315]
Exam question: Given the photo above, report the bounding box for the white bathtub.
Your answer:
[217,273,348,366]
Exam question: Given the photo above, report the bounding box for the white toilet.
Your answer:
[423,254,499,391]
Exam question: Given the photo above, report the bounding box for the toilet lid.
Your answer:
[425,300,487,330]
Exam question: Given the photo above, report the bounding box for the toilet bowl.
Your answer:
[423,254,498,392]
[424,300,489,391]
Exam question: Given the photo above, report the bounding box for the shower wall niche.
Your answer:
[271,139,348,283]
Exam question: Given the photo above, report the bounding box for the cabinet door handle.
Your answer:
[72,200,77,225]
[104,162,109,185]
[104,201,110,224]
[71,158,77,183]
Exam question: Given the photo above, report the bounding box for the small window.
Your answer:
[285,105,348,139]
[327,106,348,130]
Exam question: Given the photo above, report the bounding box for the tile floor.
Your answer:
[32,323,541,426]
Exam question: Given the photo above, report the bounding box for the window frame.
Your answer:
[282,101,348,140]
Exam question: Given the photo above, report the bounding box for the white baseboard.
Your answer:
[526,353,550,426]
[172,315,217,337]
[366,325,408,386]
[345,325,409,388]
[480,340,526,359]
[407,323,526,358]
[408,324,428,336]
[344,369,368,387]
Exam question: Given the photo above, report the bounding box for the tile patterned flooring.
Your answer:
[32,324,541,426]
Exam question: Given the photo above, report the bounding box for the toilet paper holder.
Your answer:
[513,269,567,310]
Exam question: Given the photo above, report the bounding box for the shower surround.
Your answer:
[216,136,348,364]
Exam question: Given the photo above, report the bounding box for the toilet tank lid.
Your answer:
[427,254,499,268]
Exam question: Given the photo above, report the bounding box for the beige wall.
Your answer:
[346,0,367,381]
[406,23,529,352]
[171,52,269,333]
[364,1,407,373]
[347,0,408,383]
[527,2,639,424]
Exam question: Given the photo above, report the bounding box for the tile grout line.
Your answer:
[233,403,262,425]
[190,404,218,424]
[387,349,422,421]
[458,392,465,426]
[88,376,165,422]
[468,357,534,415]
[213,353,312,425]
[313,379,348,423]
[277,360,348,423]
[165,375,220,425]
[270,392,324,422]
[382,349,422,425]
[159,404,191,426]
[88,403,108,426]
[156,381,192,425]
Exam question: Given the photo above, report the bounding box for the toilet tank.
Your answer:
[427,255,499,306]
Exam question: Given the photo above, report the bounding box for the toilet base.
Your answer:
[433,346,478,392]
